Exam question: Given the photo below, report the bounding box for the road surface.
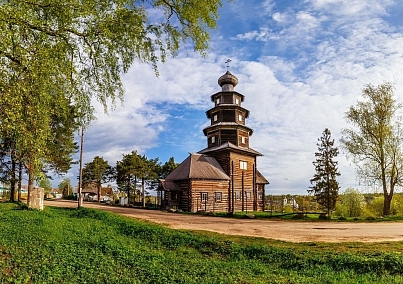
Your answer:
[45,200,403,243]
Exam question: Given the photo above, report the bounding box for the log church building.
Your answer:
[159,71,269,213]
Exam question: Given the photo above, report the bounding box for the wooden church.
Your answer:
[159,71,269,213]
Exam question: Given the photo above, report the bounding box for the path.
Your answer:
[45,200,403,243]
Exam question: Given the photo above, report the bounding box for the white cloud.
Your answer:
[51,0,403,196]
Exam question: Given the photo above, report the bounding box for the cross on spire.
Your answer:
[225,59,232,71]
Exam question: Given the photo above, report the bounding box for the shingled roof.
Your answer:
[165,153,230,181]
[256,170,270,184]
[198,141,263,156]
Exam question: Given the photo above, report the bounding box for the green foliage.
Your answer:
[82,156,112,202]
[309,128,340,215]
[367,196,386,217]
[160,157,179,178]
[340,188,364,217]
[0,0,223,208]
[342,82,403,216]
[0,204,403,283]
[58,178,72,197]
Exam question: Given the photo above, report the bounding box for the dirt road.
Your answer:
[45,200,403,243]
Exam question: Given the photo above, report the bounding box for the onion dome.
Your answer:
[218,71,238,91]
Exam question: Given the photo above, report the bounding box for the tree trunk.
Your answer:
[97,182,101,203]
[142,176,145,208]
[9,154,16,202]
[17,162,22,202]
[27,166,44,210]
[383,193,392,216]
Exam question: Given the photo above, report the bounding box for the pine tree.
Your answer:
[308,128,340,215]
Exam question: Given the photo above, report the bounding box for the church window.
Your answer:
[235,191,241,200]
[246,191,251,200]
[211,136,215,143]
[241,136,246,144]
[216,98,220,105]
[215,192,222,202]
[240,161,247,170]
[238,114,243,122]
[235,98,239,105]
[201,192,208,202]
[213,114,218,122]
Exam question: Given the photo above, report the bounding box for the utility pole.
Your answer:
[78,126,84,208]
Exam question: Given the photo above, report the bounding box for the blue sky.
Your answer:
[58,0,403,195]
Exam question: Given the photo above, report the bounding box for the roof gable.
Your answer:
[165,153,229,181]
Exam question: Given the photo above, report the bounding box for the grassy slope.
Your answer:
[0,203,402,284]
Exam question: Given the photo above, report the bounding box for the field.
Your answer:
[0,203,403,283]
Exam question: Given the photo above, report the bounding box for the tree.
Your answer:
[58,178,72,198]
[116,151,143,204]
[37,177,52,198]
[341,83,403,216]
[0,0,223,208]
[160,157,179,178]
[82,156,112,203]
[308,128,340,215]
[341,188,364,217]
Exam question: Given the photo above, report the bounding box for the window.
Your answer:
[215,192,222,202]
[213,114,218,122]
[258,192,263,200]
[201,192,208,203]
[211,136,215,143]
[246,191,251,200]
[216,98,220,105]
[235,191,241,200]
[238,114,243,122]
[241,136,246,144]
[235,98,239,105]
[240,161,247,170]
[171,192,178,200]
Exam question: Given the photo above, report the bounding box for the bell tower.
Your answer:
[203,71,253,149]
[199,70,266,212]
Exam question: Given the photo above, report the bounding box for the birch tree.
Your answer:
[0,0,223,208]
[341,83,403,216]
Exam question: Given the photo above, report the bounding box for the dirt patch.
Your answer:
[45,200,403,243]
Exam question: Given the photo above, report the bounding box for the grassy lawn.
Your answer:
[214,210,403,222]
[0,203,402,283]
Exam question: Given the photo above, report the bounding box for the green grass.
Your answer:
[214,210,403,222]
[0,203,402,283]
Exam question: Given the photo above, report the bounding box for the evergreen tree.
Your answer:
[82,156,112,203]
[308,128,340,215]
[116,151,142,204]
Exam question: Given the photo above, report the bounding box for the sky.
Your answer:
[56,0,403,195]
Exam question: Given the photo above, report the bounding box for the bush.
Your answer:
[366,196,384,217]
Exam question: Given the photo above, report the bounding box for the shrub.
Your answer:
[366,196,384,217]
[340,188,364,217]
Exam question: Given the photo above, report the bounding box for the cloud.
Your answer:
[52,0,403,196]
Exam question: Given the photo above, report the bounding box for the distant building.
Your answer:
[74,183,114,202]
[159,71,269,213]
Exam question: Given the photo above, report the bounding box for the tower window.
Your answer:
[216,98,220,105]
[240,161,247,170]
[238,115,243,122]
[241,136,246,144]
[235,98,239,105]
[213,114,218,122]
[211,136,215,143]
